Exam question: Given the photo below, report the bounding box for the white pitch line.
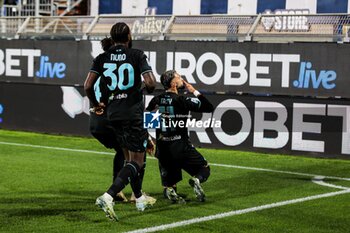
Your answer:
[312,176,350,190]
[0,141,114,155]
[210,163,350,182]
[1,141,350,181]
[125,189,350,233]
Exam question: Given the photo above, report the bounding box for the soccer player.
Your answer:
[89,38,127,201]
[84,22,156,221]
[146,70,213,203]
[89,38,155,203]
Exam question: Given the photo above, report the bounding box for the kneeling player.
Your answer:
[146,70,213,202]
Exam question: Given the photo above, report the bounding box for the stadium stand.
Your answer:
[0,0,84,17]
[0,13,349,43]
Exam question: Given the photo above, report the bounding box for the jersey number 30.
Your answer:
[103,63,134,91]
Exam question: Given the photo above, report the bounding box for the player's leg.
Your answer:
[112,145,128,202]
[159,162,184,204]
[129,153,151,202]
[95,121,134,220]
[96,155,137,220]
[90,112,124,181]
[163,167,185,204]
[139,153,146,189]
[188,166,210,202]
[113,145,125,182]
[128,151,150,210]
[156,143,174,198]
[126,120,156,210]
[182,144,210,202]
[97,150,141,219]
[104,121,142,198]
[157,141,185,204]
[159,162,178,198]
[90,114,128,203]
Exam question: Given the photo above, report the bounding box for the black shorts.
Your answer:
[156,139,208,186]
[110,119,148,153]
[89,112,118,149]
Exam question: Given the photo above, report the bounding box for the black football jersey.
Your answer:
[146,92,214,140]
[90,45,152,120]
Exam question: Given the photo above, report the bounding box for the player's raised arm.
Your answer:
[183,80,214,113]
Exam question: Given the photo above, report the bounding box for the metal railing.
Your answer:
[0,0,83,17]
[165,15,257,41]
[0,0,55,17]
[16,16,95,38]
[0,13,349,43]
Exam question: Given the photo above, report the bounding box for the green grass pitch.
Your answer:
[1,129,350,233]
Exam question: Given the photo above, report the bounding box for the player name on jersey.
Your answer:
[110,54,126,62]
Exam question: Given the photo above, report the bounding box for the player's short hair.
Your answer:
[161,70,177,89]
[100,37,114,51]
[110,22,130,43]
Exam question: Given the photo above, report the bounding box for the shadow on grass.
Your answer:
[0,190,101,222]
[0,190,188,222]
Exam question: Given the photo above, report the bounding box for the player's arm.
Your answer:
[139,50,156,93]
[85,55,105,114]
[183,80,214,113]
[142,71,156,94]
[84,71,105,114]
